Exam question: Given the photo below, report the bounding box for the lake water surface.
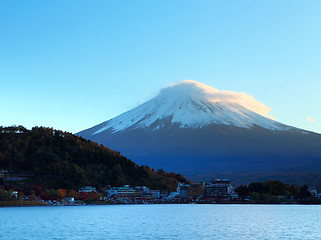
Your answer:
[1,204,321,239]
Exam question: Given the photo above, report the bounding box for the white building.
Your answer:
[177,183,189,198]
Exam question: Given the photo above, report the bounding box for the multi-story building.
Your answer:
[135,186,150,195]
[106,185,140,198]
[204,179,233,198]
[150,190,160,199]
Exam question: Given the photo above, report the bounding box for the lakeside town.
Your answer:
[1,170,321,206]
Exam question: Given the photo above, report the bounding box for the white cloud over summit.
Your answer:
[162,80,274,119]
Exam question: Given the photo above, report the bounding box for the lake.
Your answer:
[1,204,321,239]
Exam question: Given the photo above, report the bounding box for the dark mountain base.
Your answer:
[79,124,321,185]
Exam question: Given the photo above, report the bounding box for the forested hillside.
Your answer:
[0,126,187,191]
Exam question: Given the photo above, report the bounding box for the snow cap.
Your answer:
[160,80,273,119]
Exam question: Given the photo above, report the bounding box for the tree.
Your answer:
[249,192,260,202]
[56,189,66,199]
[40,191,50,200]
[88,191,101,201]
[78,192,89,201]
[297,185,312,200]
[18,191,24,200]
[67,190,79,199]
[235,185,249,200]
[45,189,57,199]
[0,189,10,200]
[248,182,264,195]
[0,126,189,191]
[28,190,36,201]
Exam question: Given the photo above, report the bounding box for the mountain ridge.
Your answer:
[77,81,321,184]
[84,80,305,135]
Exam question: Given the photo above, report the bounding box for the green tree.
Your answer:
[235,185,249,199]
[249,192,260,203]
[0,189,10,200]
[45,189,57,199]
[297,185,312,200]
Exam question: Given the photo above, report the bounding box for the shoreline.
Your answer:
[2,200,321,207]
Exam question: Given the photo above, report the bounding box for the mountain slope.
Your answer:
[78,81,321,184]
[85,80,297,135]
[0,126,188,191]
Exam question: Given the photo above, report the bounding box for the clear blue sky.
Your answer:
[1,1,320,134]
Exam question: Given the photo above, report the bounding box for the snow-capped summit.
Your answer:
[92,80,293,135]
[77,80,321,184]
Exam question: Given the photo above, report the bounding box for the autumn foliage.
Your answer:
[0,126,188,191]
[56,189,67,199]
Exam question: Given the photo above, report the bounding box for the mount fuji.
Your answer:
[78,80,321,184]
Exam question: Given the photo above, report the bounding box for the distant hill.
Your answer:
[0,126,187,191]
[78,80,321,185]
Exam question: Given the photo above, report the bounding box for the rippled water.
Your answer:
[1,204,321,239]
